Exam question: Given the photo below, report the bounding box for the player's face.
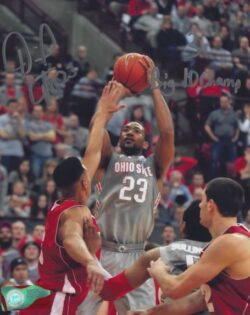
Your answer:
[119,122,146,155]
[199,190,211,228]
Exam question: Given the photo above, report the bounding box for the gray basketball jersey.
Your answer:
[96,153,160,244]
[160,239,208,274]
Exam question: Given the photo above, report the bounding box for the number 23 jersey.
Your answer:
[96,153,160,244]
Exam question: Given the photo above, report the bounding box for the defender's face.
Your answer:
[119,122,145,150]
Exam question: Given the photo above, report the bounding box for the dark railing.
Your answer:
[0,0,68,54]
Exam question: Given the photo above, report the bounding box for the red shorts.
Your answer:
[19,291,84,315]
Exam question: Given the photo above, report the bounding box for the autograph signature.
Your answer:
[2,23,77,106]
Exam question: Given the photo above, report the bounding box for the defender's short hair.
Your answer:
[183,200,211,242]
[53,157,85,189]
[205,178,244,217]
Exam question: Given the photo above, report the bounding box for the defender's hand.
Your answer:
[86,260,105,294]
[83,219,101,255]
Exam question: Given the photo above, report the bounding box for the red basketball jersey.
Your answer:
[203,224,250,315]
[38,199,98,299]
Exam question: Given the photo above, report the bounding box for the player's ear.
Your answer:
[81,175,89,191]
[143,141,149,150]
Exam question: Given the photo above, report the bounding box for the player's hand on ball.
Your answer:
[86,260,105,294]
[140,56,160,90]
[147,258,171,279]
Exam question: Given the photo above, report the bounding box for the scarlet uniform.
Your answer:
[202,225,250,315]
[21,199,99,315]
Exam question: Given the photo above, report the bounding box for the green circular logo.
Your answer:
[6,290,24,308]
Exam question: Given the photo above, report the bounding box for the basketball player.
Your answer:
[15,81,129,315]
[83,56,175,314]
[98,200,210,312]
[128,178,250,315]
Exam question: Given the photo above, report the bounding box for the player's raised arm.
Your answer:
[82,81,129,180]
[142,57,175,182]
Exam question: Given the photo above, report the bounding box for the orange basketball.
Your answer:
[113,53,149,94]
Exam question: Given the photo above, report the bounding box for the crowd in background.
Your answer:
[0,0,250,288]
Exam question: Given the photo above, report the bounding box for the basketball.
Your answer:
[113,53,149,94]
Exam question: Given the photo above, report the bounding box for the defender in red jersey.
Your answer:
[19,81,129,315]
[128,178,250,315]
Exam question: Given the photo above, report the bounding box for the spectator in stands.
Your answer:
[44,44,66,72]
[155,0,175,15]
[45,68,65,102]
[158,181,174,224]
[0,99,25,173]
[171,203,186,239]
[161,224,176,245]
[21,240,40,283]
[42,179,58,206]
[8,159,34,196]
[11,221,26,250]
[190,4,214,38]
[32,224,45,242]
[109,0,129,20]
[192,187,203,200]
[34,159,57,194]
[219,25,234,51]
[71,68,104,127]
[207,36,233,71]
[30,194,48,220]
[65,114,89,154]
[7,257,32,286]
[238,103,250,151]
[243,209,250,229]
[203,0,221,23]
[6,182,32,218]
[188,172,205,195]
[74,45,90,80]
[45,98,66,144]
[171,4,191,34]
[232,36,250,68]
[0,73,23,106]
[0,222,19,282]
[26,105,56,179]
[156,17,187,63]
[168,170,193,205]
[182,23,210,68]
[205,94,239,177]
[22,74,43,113]
[0,163,7,217]
[167,156,198,181]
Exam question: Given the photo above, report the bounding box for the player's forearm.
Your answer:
[144,290,206,315]
[82,110,109,179]
[63,234,95,266]
[152,89,174,140]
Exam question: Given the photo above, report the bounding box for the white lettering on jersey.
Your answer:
[171,243,203,254]
[114,162,153,177]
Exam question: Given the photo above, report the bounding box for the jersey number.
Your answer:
[119,176,148,203]
[185,254,199,267]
